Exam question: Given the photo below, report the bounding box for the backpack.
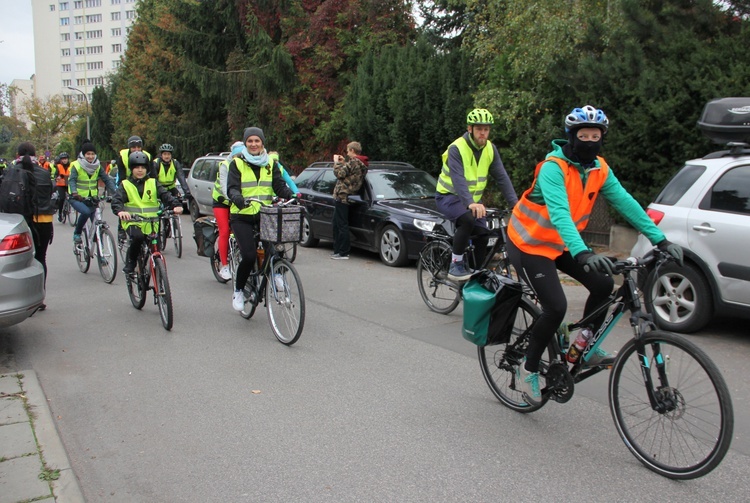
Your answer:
[462,270,524,346]
[0,166,33,216]
[193,216,218,257]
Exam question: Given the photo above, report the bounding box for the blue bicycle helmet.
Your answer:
[565,105,609,133]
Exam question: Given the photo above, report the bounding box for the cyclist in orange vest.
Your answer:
[506,105,683,406]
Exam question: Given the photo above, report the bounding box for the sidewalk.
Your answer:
[0,371,84,503]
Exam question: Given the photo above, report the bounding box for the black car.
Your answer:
[296,161,445,266]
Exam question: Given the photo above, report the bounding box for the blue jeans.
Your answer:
[70,199,96,235]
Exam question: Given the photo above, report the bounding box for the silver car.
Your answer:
[186,153,228,221]
[631,116,750,332]
[0,214,45,328]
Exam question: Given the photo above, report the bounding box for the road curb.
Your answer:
[22,370,85,502]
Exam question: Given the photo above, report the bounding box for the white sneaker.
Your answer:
[219,265,232,280]
[274,274,285,292]
[232,290,245,311]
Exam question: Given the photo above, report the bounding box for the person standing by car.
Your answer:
[331,141,368,260]
[436,108,519,282]
[31,146,56,298]
[151,143,191,200]
[112,152,184,274]
[69,140,117,244]
[0,142,37,227]
[212,141,243,281]
[506,105,684,406]
[52,152,71,222]
[227,127,293,311]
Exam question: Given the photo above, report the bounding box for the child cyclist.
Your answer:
[111,152,183,274]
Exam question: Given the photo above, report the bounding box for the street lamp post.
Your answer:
[67,86,91,140]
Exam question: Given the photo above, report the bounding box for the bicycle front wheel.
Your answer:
[75,228,91,273]
[97,228,117,283]
[478,297,553,413]
[609,330,733,479]
[68,206,77,227]
[127,255,147,310]
[280,242,297,262]
[417,240,460,314]
[153,256,174,330]
[266,258,305,345]
[172,216,183,258]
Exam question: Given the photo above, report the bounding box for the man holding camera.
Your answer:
[331,142,369,260]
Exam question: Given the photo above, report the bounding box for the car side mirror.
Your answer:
[348,195,364,204]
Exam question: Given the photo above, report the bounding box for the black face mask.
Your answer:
[571,137,603,165]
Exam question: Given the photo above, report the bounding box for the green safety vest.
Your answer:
[119,148,152,178]
[436,137,494,203]
[156,160,177,189]
[212,159,230,206]
[229,158,275,215]
[121,178,160,233]
[69,160,101,198]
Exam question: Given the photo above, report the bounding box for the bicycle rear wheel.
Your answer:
[609,330,733,479]
[417,240,460,314]
[478,297,553,413]
[127,255,147,310]
[172,216,183,258]
[97,228,118,283]
[266,258,305,345]
[75,228,91,273]
[211,243,230,283]
[153,256,174,330]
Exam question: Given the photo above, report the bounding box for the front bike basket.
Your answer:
[259,205,304,243]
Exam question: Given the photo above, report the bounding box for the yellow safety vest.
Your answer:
[156,160,177,190]
[212,160,230,206]
[119,148,152,178]
[121,178,160,233]
[69,160,100,198]
[229,158,275,215]
[436,137,494,203]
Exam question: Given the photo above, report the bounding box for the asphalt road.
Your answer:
[2,214,749,502]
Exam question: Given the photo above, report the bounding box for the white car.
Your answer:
[0,214,45,328]
[631,98,750,332]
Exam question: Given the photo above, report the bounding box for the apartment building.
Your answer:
[31,0,139,102]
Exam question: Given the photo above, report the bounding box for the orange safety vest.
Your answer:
[508,156,609,259]
[55,163,70,187]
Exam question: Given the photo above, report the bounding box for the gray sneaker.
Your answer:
[331,254,349,260]
[515,360,542,406]
[447,260,472,282]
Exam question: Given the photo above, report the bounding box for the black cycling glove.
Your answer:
[576,251,615,276]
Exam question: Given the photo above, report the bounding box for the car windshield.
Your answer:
[368,170,437,200]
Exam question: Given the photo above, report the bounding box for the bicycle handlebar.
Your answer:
[243,197,299,208]
[608,248,673,275]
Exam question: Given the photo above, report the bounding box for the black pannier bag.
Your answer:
[462,270,524,346]
[193,217,217,257]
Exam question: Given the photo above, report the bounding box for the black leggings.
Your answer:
[32,222,53,288]
[506,239,614,372]
[125,227,147,264]
[453,211,490,268]
[230,219,258,291]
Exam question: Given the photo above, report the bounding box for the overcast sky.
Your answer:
[0,0,35,87]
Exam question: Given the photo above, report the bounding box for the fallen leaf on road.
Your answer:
[251,390,261,394]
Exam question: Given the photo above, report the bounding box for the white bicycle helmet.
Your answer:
[565,105,609,133]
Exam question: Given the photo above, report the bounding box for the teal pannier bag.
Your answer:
[462,271,524,346]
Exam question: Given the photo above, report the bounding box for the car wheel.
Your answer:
[189,199,201,222]
[299,214,319,248]
[644,262,713,333]
[378,225,408,267]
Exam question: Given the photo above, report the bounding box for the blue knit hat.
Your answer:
[230,141,244,157]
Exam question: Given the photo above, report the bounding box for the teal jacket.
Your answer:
[527,139,665,257]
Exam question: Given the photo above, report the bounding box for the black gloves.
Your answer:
[576,251,615,276]
[231,196,245,209]
[657,239,684,266]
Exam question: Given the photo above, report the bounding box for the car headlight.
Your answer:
[413,219,436,232]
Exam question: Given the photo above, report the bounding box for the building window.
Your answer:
[125,10,135,19]
[61,33,70,41]
[76,78,85,86]
[86,30,102,38]
[112,60,121,69]
[74,15,83,24]
[59,2,68,10]
[126,0,135,3]
[85,14,102,23]
[112,44,122,53]
[87,46,102,54]
[75,31,83,39]
[87,61,103,70]
[87,77,104,86]
[62,64,72,72]
[75,47,85,55]
[85,0,101,7]
[111,27,121,36]
[73,0,82,7]
[62,79,72,87]
[61,48,71,56]
[60,17,69,25]
[50,4,55,11]
[76,62,85,71]
[111,0,121,4]
[111,11,120,20]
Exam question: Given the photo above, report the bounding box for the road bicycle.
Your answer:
[158,203,184,258]
[72,196,118,284]
[228,198,306,345]
[122,214,174,330]
[417,208,514,314]
[478,249,733,479]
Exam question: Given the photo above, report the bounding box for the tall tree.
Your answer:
[23,95,84,154]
